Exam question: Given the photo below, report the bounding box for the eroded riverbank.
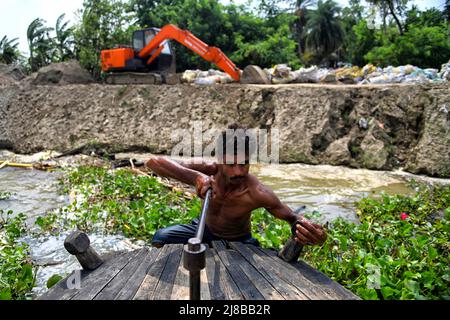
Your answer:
[1,83,449,177]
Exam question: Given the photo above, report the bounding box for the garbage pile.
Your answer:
[263,62,449,85]
[180,60,450,85]
[181,69,234,84]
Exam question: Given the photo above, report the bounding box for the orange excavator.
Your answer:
[100,24,242,84]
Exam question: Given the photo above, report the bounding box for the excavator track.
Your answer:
[104,72,163,85]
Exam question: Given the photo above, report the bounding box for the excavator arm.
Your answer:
[138,24,242,82]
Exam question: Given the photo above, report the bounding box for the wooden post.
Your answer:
[64,231,103,270]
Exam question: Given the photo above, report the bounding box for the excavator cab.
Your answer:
[132,28,175,73]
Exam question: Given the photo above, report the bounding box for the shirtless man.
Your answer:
[146,125,327,248]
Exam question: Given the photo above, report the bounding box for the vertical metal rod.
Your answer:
[195,189,212,241]
[189,270,201,300]
[185,188,211,300]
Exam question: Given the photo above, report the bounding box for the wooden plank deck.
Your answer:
[38,241,359,300]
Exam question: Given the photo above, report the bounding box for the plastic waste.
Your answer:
[194,77,216,85]
[181,61,449,86]
[270,64,297,84]
[294,66,319,83]
[358,118,368,130]
[181,70,200,83]
[438,60,450,81]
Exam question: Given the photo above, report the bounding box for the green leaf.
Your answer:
[46,275,63,289]
[0,288,12,300]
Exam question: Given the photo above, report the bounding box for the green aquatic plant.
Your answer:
[51,166,449,300]
[303,185,450,300]
[242,184,450,300]
[54,166,201,241]
[0,191,12,200]
[0,210,37,300]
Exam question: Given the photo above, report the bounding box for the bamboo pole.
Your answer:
[0,160,54,170]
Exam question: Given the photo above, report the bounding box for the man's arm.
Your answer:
[254,183,299,225]
[145,157,211,197]
[254,182,327,246]
[177,158,217,176]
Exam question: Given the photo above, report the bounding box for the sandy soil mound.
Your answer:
[31,60,94,85]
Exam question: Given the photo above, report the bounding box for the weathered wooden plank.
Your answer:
[133,245,171,300]
[204,249,226,300]
[212,241,264,300]
[205,247,243,300]
[292,260,360,300]
[258,246,358,299]
[153,244,183,300]
[114,246,162,300]
[230,242,308,300]
[170,251,190,300]
[71,250,141,300]
[93,247,149,300]
[200,267,211,300]
[38,251,126,300]
[247,245,335,300]
[226,248,284,300]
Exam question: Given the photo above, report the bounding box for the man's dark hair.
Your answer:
[216,123,256,163]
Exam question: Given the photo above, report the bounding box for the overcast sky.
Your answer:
[1,0,446,55]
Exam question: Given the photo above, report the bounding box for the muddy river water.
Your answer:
[0,159,448,297]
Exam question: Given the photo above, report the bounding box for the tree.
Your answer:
[73,0,132,77]
[366,0,409,35]
[445,0,450,23]
[27,18,54,71]
[292,0,315,57]
[346,20,379,66]
[341,0,366,64]
[365,25,450,68]
[0,36,21,65]
[127,0,180,27]
[405,6,446,28]
[304,0,344,65]
[54,14,75,62]
[232,13,301,68]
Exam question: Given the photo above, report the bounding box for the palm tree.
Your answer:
[0,36,20,64]
[27,18,54,71]
[55,14,75,62]
[292,0,316,57]
[304,0,344,65]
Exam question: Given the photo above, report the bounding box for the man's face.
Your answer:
[218,154,250,185]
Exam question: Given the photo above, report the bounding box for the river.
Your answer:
[0,157,449,298]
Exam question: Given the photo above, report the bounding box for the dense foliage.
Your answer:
[0,36,21,65]
[37,166,201,240]
[2,0,448,75]
[0,210,36,300]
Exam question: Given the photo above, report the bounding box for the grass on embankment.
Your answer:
[1,166,449,300]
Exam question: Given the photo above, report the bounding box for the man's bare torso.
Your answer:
[204,168,266,239]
